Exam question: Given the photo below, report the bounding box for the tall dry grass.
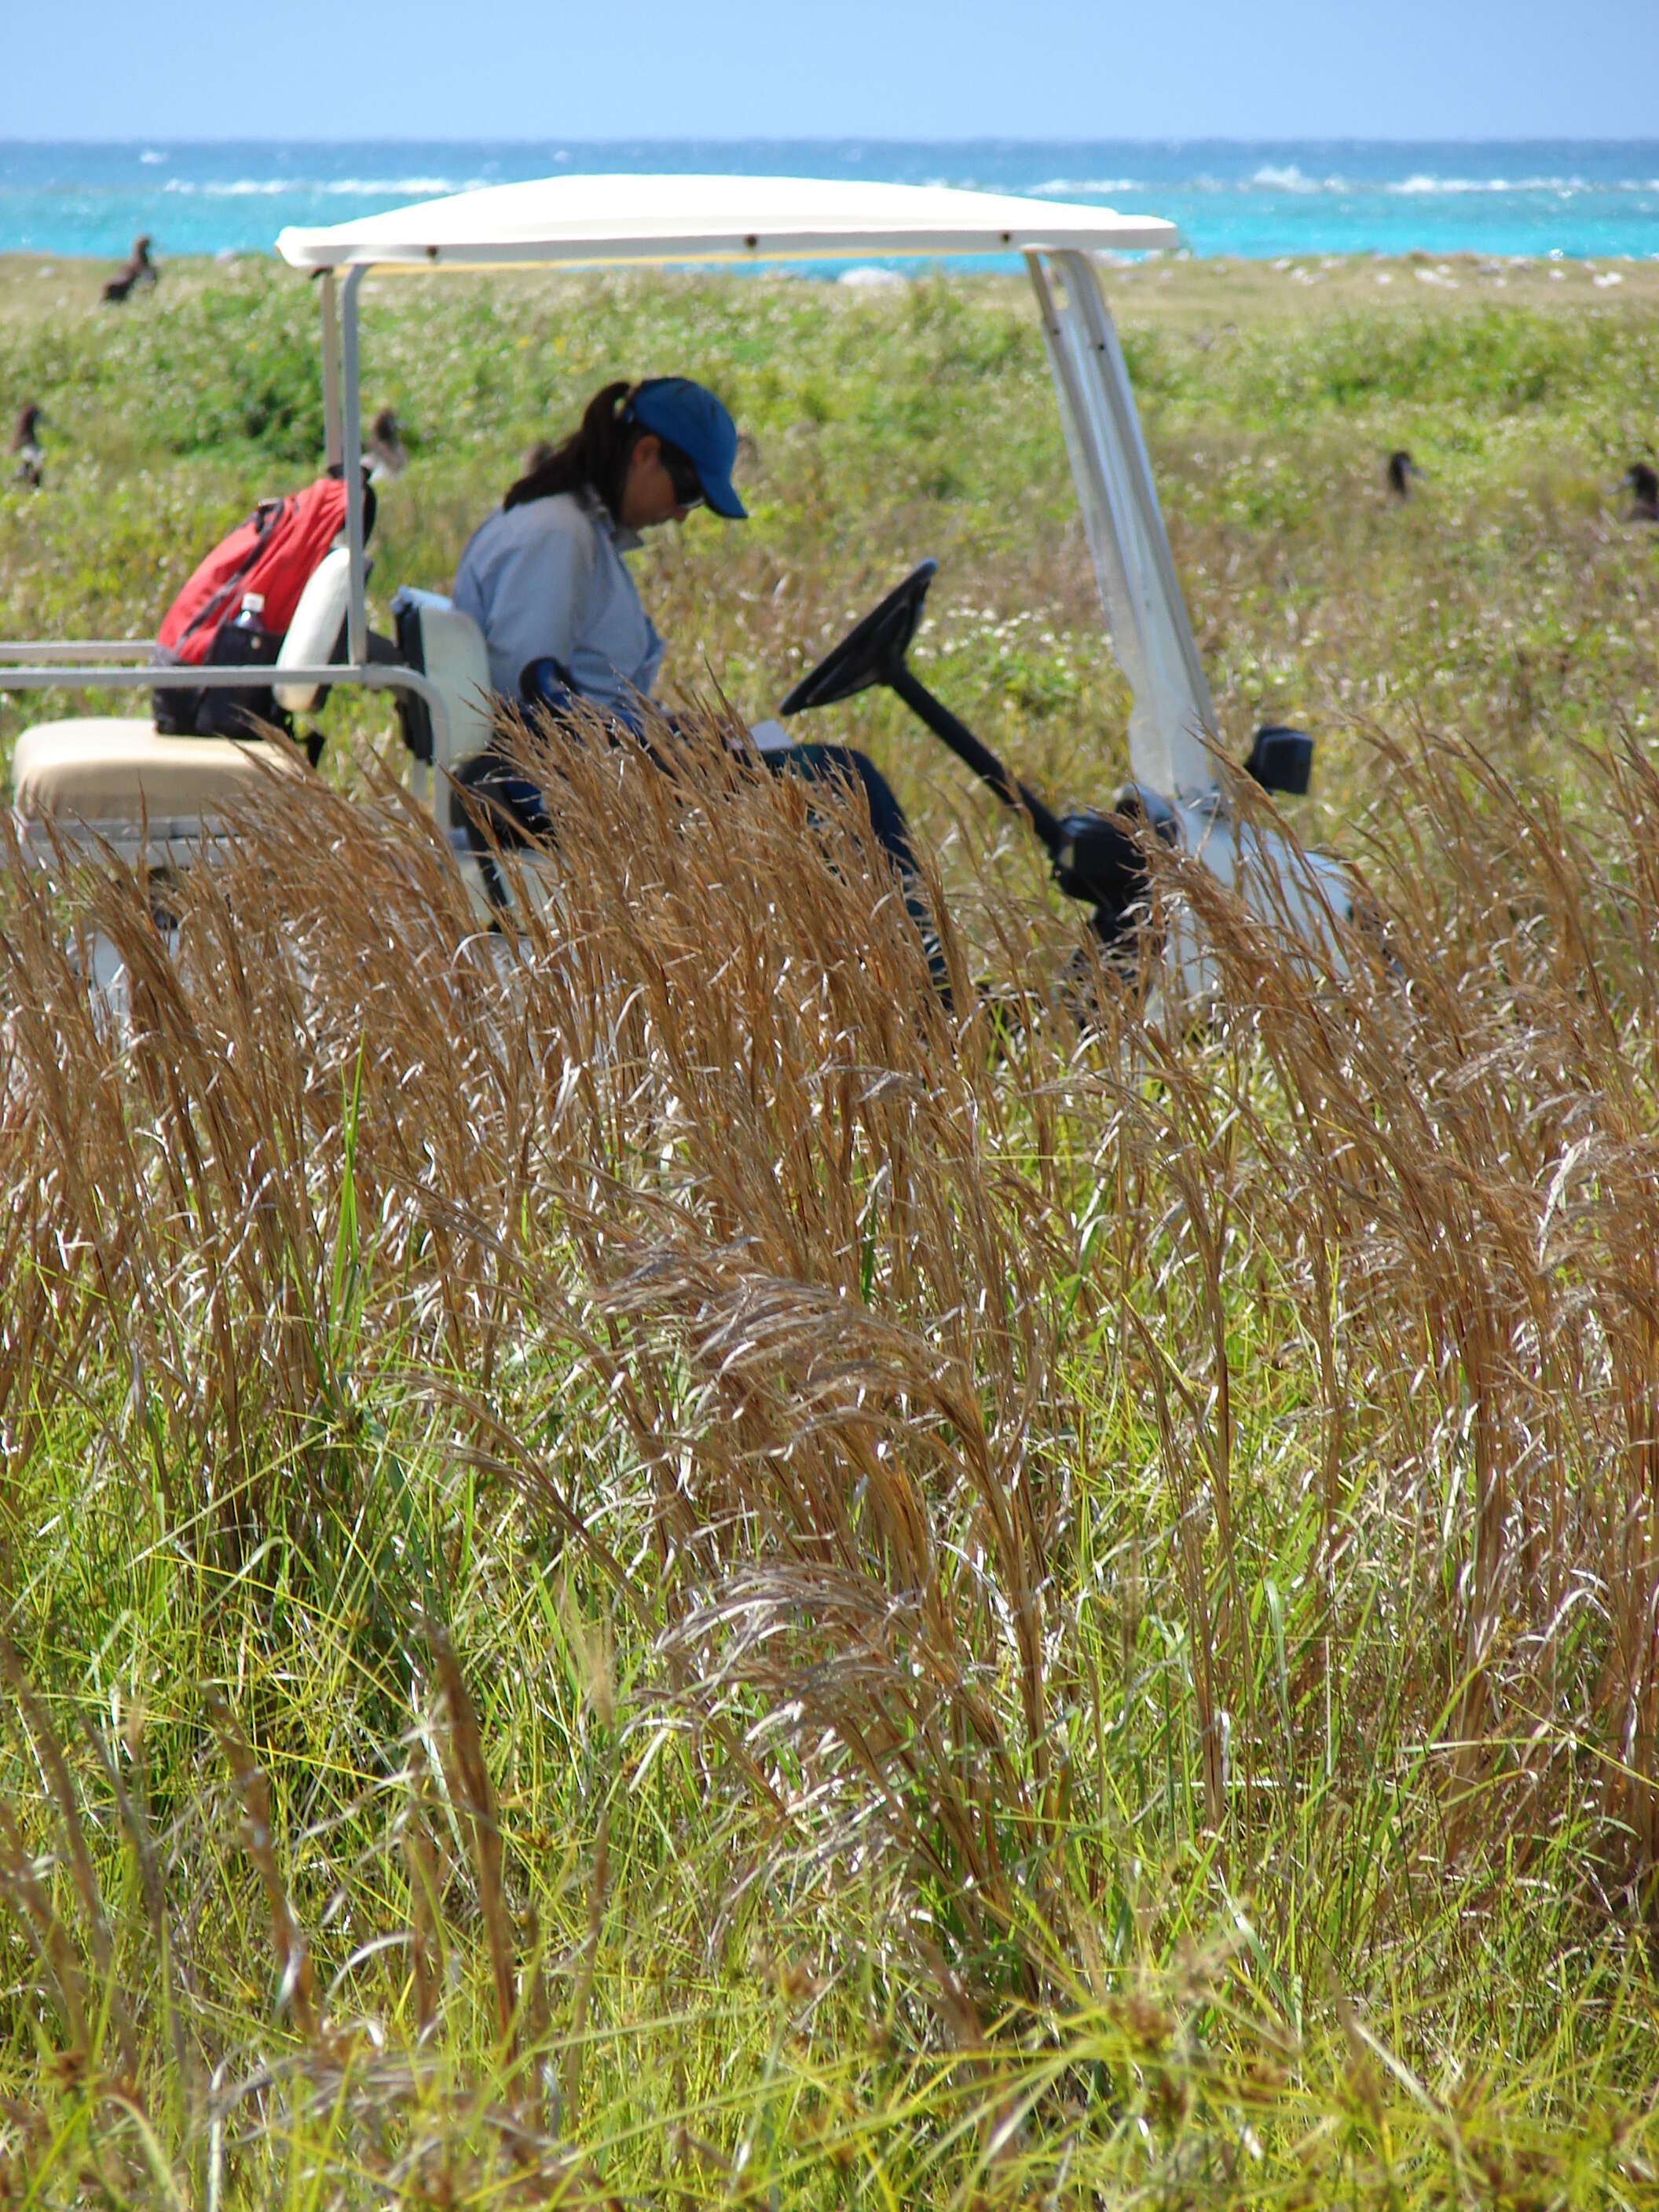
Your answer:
[1,701,1657,2196]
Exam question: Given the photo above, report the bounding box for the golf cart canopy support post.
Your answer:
[1028,253,1218,799]
[284,173,1214,806]
[320,271,343,472]
[340,266,369,667]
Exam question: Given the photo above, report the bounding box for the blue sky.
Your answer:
[9,0,1657,141]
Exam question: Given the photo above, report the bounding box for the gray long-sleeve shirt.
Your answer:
[452,486,666,712]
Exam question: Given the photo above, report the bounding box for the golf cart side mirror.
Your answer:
[1246,725,1313,796]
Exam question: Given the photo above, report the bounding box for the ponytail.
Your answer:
[503,380,644,518]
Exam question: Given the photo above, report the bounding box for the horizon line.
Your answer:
[5,133,1659,151]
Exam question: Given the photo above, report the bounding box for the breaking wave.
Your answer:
[1251,163,1324,192]
[159,175,478,200]
[1389,174,1591,196]
[1030,177,1144,196]
[1022,169,1617,200]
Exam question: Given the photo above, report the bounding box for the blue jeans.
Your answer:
[459,670,943,987]
[760,740,918,876]
[456,736,915,874]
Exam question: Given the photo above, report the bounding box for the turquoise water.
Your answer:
[4,140,1657,263]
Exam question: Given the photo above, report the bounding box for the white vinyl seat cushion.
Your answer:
[10,718,301,822]
[394,591,495,766]
[273,544,351,714]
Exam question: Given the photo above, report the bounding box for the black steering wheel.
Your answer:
[779,559,938,716]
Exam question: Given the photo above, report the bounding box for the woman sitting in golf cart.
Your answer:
[451,375,924,897]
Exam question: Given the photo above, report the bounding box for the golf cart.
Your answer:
[2,174,1354,990]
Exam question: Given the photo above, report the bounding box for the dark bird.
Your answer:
[367,406,408,482]
[522,438,556,478]
[1386,449,1422,500]
[101,234,159,305]
[10,402,44,488]
[1625,462,1659,522]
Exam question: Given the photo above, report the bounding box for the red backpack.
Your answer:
[152,471,374,735]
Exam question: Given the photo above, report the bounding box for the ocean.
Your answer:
[3,139,1657,264]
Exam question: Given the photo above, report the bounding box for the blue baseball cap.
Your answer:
[625,376,747,519]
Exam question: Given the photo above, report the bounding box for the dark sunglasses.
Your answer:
[658,440,704,509]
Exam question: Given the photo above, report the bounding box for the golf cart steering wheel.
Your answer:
[779,559,938,716]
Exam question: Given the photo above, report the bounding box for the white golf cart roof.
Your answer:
[275,173,1177,270]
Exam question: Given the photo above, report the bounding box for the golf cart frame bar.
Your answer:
[5,178,1218,823]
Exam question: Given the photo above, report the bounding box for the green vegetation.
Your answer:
[1,257,1659,2205]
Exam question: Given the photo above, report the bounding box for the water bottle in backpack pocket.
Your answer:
[193,592,284,737]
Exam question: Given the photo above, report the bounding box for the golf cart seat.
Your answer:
[10,720,300,822]
[389,588,495,775]
[8,546,361,824]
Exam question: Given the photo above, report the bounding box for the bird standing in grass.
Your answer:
[368,406,408,482]
[1386,449,1421,500]
[1625,462,1659,522]
[101,234,158,304]
[10,402,44,488]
